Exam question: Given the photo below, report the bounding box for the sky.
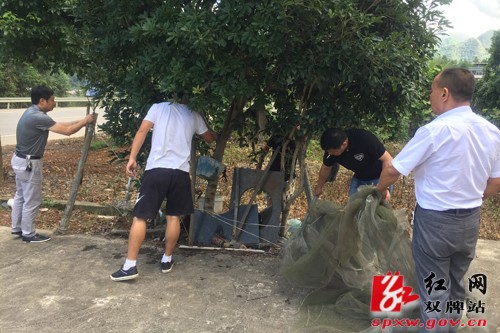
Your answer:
[441,0,500,37]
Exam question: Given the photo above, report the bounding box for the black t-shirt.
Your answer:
[322,129,386,180]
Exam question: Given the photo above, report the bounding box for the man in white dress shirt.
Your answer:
[376,68,500,332]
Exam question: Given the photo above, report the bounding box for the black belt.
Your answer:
[443,207,479,214]
[15,151,42,160]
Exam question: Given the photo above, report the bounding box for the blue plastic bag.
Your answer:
[195,156,225,181]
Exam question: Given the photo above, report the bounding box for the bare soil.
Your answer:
[1,135,499,241]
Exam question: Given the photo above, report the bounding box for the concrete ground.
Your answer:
[0,226,304,333]
[0,226,499,333]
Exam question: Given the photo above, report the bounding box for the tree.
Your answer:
[474,30,500,126]
[0,1,86,74]
[0,61,70,97]
[0,0,450,223]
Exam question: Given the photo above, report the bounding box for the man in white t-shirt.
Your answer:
[111,96,217,281]
[377,68,500,332]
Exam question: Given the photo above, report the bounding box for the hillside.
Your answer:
[437,30,496,61]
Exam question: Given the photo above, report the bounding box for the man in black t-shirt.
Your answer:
[313,128,393,197]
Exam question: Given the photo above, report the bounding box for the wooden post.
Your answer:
[232,168,240,236]
[188,137,197,246]
[55,102,97,234]
[0,136,4,184]
[303,165,313,206]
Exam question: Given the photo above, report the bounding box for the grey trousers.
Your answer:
[412,204,480,333]
[11,154,43,237]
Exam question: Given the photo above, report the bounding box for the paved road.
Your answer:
[0,106,105,146]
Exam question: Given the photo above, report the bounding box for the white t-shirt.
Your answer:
[144,102,209,172]
[392,106,500,210]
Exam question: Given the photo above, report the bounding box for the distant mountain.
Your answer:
[477,30,494,49]
[436,30,496,62]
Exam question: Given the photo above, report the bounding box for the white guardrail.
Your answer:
[0,97,91,109]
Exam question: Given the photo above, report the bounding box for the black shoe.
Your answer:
[22,233,51,243]
[11,231,22,239]
[110,266,138,281]
[161,260,174,273]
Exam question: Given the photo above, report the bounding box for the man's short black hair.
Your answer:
[437,68,475,103]
[320,128,347,150]
[166,91,185,101]
[31,86,54,105]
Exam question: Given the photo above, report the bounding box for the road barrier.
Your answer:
[0,97,91,109]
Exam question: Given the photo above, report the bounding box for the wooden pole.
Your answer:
[179,245,265,253]
[303,164,313,206]
[55,102,97,234]
[188,137,197,246]
[0,136,4,185]
[232,168,240,236]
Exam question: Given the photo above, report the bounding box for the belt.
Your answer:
[443,207,479,214]
[15,151,42,160]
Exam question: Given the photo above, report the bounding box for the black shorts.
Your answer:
[133,168,194,220]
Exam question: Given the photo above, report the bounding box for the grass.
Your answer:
[90,140,109,151]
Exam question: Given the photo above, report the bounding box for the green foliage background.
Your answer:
[0,62,71,97]
[473,30,500,127]
[0,0,452,144]
[1,1,496,146]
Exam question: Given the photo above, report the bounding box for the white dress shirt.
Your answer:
[392,106,500,210]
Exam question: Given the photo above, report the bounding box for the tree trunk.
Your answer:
[280,135,311,235]
[203,98,246,211]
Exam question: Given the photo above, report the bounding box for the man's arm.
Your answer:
[126,120,154,177]
[48,114,96,136]
[199,129,218,144]
[376,160,401,200]
[313,164,333,197]
[379,150,393,169]
[377,150,394,197]
[483,177,500,199]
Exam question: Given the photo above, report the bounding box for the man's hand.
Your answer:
[314,164,332,198]
[126,159,137,178]
[377,187,391,203]
[85,113,97,125]
[313,184,323,198]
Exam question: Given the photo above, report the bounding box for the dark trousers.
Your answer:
[412,204,480,333]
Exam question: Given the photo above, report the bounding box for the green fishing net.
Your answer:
[280,186,416,332]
